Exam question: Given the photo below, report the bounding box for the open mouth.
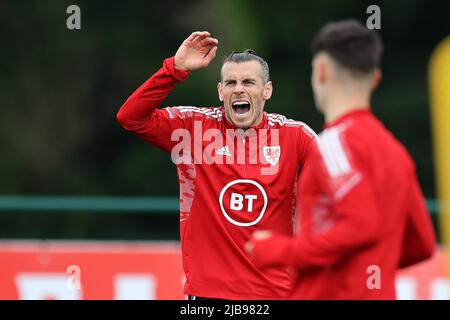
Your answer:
[232,100,251,115]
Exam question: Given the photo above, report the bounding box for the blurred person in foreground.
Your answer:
[246,20,436,299]
[116,31,316,299]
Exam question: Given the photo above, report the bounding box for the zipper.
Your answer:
[242,136,247,176]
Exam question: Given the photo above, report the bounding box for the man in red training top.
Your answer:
[116,31,316,299]
[246,20,436,299]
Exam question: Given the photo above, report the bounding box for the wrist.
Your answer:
[173,60,189,72]
[165,57,190,81]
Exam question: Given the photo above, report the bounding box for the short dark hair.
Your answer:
[311,19,383,74]
[221,49,270,83]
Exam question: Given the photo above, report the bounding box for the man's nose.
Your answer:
[233,83,245,95]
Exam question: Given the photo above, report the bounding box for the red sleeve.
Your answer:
[116,57,191,153]
[251,128,380,270]
[297,124,317,171]
[399,169,436,268]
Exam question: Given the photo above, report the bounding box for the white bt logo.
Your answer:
[219,179,268,227]
[230,193,258,212]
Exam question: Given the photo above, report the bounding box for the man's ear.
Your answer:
[372,68,382,89]
[263,81,273,100]
[318,59,327,84]
[217,82,223,102]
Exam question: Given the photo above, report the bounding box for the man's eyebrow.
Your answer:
[223,77,257,83]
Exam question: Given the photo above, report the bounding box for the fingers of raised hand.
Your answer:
[203,46,218,65]
[186,31,211,44]
[200,37,219,47]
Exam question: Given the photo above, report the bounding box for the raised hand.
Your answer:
[174,31,219,72]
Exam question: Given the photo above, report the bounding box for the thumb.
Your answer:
[244,241,254,254]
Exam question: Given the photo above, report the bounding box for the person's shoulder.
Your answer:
[266,112,317,139]
[321,117,415,170]
[354,114,415,166]
[266,112,308,128]
[318,120,363,162]
[163,105,224,121]
[322,118,367,149]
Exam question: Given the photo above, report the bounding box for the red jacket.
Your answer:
[116,57,316,299]
[250,109,436,299]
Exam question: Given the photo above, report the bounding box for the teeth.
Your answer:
[232,101,250,106]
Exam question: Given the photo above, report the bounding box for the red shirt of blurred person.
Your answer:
[248,20,435,299]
